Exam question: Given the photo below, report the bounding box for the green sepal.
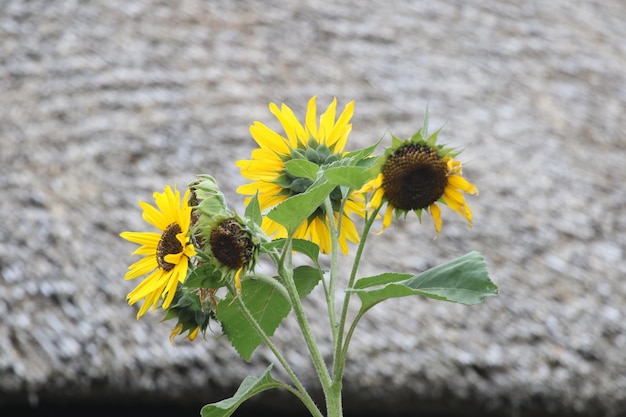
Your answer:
[200,365,283,417]
[244,192,262,227]
[217,266,322,361]
[190,174,230,217]
[342,138,382,161]
[284,159,320,181]
[184,263,226,288]
[349,251,497,312]
[385,107,459,160]
[161,286,215,338]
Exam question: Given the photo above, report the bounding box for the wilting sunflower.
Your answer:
[189,175,263,293]
[120,185,197,318]
[360,128,478,233]
[236,96,364,254]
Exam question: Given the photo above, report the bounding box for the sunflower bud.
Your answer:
[189,174,230,220]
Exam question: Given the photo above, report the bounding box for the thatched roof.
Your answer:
[1,0,625,416]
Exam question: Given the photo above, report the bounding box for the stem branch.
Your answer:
[232,285,323,417]
[332,205,381,383]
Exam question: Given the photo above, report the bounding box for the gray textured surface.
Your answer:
[1,0,625,416]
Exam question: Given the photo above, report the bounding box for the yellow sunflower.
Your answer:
[236,96,364,254]
[359,131,478,233]
[120,185,197,318]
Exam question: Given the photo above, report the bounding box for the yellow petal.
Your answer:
[269,102,301,148]
[367,187,385,211]
[443,186,466,208]
[339,213,360,246]
[381,205,394,230]
[318,98,337,146]
[120,231,160,247]
[234,269,243,293]
[429,203,442,233]
[188,327,200,341]
[127,269,169,301]
[250,147,284,163]
[139,201,167,231]
[250,121,291,154]
[310,218,331,254]
[448,175,479,195]
[154,186,177,223]
[446,158,463,175]
[305,96,318,138]
[183,243,197,258]
[163,252,183,265]
[326,100,354,151]
[161,265,184,309]
[124,255,158,280]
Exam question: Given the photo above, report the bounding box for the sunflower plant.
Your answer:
[120,97,497,417]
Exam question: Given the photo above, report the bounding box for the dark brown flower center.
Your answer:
[209,218,254,270]
[157,223,183,271]
[382,144,448,211]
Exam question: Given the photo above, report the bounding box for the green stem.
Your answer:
[232,285,324,417]
[279,236,333,393]
[332,205,381,383]
[340,307,370,361]
[323,197,340,342]
[324,196,343,417]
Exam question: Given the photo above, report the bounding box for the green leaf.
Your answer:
[217,266,322,361]
[291,239,321,266]
[201,365,283,417]
[267,179,336,234]
[350,251,497,311]
[323,165,378,190]
[245,192,262,227]
[284,159,320,180]
[291,264,324,285]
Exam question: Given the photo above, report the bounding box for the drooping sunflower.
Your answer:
[236,96,364,254]
[120,185,197,318]
[189,175,264,293]
[359,127,478,233]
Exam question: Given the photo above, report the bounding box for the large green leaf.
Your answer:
[266,179,336,234]
[323,165,378,190]
[201,366,282,417]
[350,251,497,311]
[217,266,322,361]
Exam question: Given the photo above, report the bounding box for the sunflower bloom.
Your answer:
[120,185,197,318]
[236,96,363,254]
[359,130,478,234]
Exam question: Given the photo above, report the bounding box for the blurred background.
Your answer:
[1,0,625,416]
